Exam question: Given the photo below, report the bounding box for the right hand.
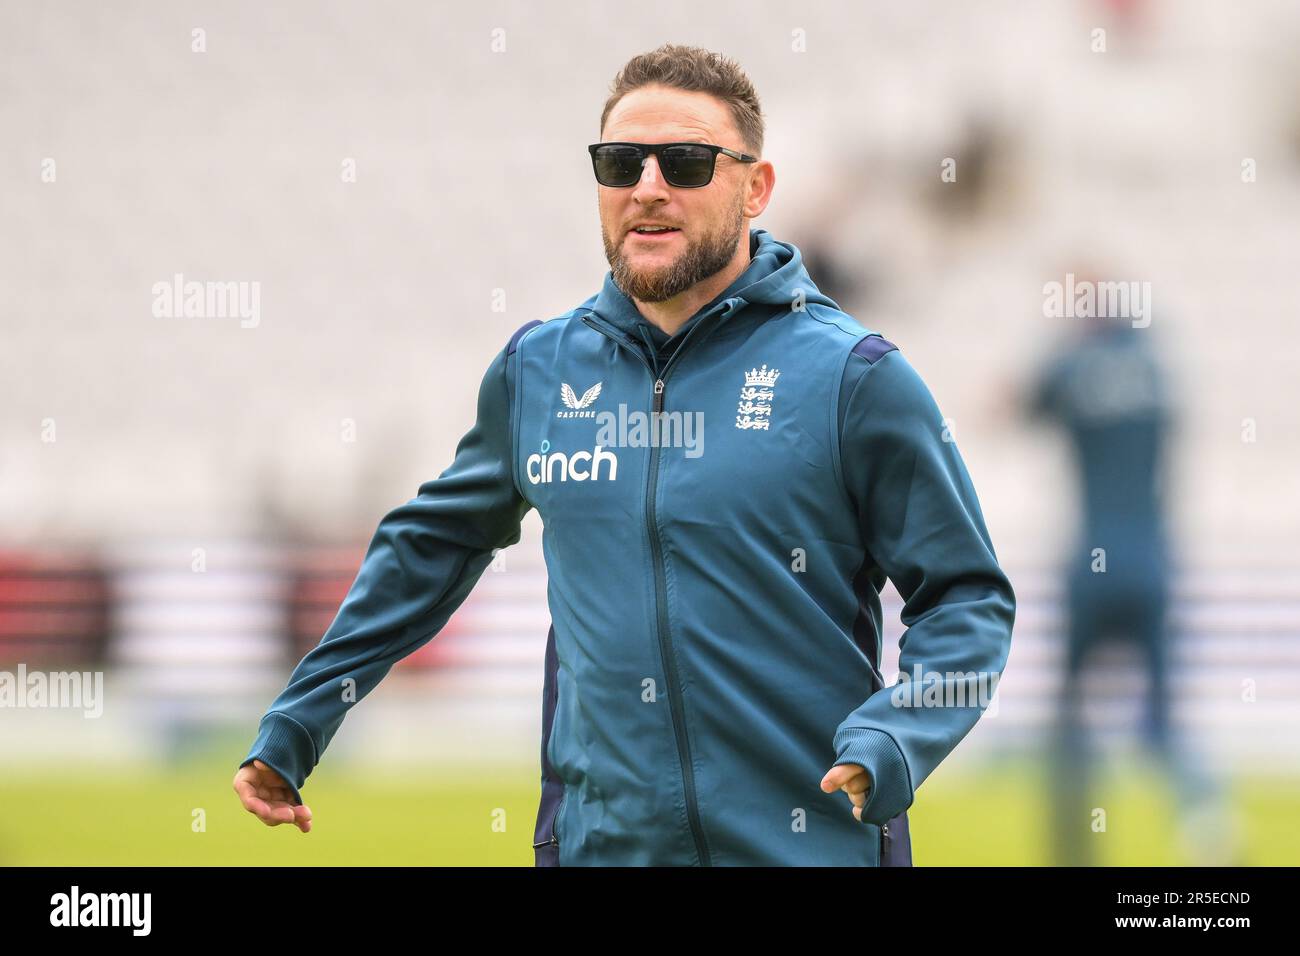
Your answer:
[820,762,873,822]
[233,759,313,833]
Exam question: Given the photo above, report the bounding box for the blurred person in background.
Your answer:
[1025,275,1239,865]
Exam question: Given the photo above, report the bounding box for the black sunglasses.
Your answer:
[588,141,758,188]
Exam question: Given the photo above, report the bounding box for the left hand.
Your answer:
[821,763,872,821]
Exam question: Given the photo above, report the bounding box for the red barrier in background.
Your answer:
[0,550,110,666]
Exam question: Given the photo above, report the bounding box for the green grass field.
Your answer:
[2,745,1295,866]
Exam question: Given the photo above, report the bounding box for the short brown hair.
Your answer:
[600,44,764,157]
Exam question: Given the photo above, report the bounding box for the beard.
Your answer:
[603,192,747,303]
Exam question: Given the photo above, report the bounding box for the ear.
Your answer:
[744,159,776,219]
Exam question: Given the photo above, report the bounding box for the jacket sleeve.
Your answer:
[238,339,531,804]
[831,347,1015,826]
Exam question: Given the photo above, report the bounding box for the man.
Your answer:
[233,44,1015,866]
[1026,295,1237,865]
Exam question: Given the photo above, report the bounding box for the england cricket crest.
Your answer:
[735,364,780,430]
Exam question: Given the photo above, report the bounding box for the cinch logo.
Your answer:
[557,382,602,418]
[527,441,618,483]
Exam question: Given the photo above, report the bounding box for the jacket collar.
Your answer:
[582,228,837,341]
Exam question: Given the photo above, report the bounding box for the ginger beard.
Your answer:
[602,187,748,303]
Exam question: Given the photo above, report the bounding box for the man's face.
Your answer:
[597,85,760,303]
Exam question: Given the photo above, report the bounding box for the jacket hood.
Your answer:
[581,227,840,339]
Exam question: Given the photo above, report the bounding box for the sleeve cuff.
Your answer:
[832,727,914,826]
[239,712,317,806]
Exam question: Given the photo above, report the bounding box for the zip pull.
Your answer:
[881,822,892,861]
[653,378,665,413]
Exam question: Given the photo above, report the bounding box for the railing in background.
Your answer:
[1,544,1297,769]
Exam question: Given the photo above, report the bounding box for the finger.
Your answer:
[820,763,861,791]
[239,790,265,814]
[293,804,313,833]
[235,776,297,825]
[241,793,275,821]
[261,801,296,826]
[841,774,872,795]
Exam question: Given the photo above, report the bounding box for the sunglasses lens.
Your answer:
[661,145,715,186]
[592,145,644,186]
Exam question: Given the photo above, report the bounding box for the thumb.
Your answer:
[820,762,862,792]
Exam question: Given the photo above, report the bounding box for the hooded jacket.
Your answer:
[240,227,1016,866]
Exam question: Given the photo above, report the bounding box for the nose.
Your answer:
[631,152,670,203]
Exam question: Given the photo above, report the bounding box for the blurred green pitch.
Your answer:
[1,749,1295,866]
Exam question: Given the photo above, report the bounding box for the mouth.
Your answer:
[628,224,682,241]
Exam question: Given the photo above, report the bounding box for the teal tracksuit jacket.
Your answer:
[240,228,1015,866]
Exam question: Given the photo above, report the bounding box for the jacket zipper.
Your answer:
[533,791,567,851]
[579,305,735,866]
[881,821,891,863]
